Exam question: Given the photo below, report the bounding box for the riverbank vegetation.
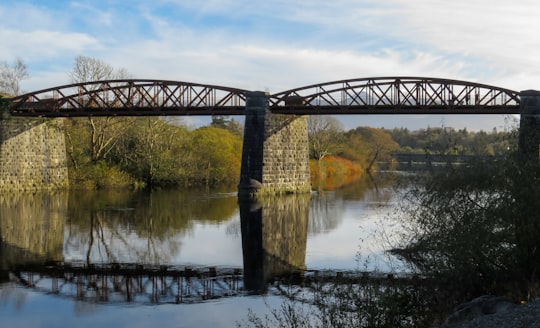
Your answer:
[63,114,403,190]
[241,128,540,327]
[64,116,243,189]
[393,146,540,300]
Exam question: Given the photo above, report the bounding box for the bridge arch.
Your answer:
[8,79,248,117]
[269,77,521,114]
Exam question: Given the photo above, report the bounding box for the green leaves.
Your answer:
[65,117,243,188]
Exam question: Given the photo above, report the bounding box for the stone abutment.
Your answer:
[0,114,69,193]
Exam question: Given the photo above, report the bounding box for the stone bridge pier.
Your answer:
[238,91,311,197]
[519,90,540,162]
[0,112,68,193]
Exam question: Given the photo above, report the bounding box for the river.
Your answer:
[0,174,408,328]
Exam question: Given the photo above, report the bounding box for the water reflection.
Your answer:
[0,192,67,281]
[12,264,243,304]
[0,176,400,307]
[240,194,309,291]
[64,189,238,264]
[0,192,312,304]
[308,192,344,234]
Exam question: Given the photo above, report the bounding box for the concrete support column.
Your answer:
[518,90,540,162]
[238,92,311,198]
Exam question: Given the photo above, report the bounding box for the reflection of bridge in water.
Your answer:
[0,182,416,305]
[11,263,244,304]
[10,262,415,305]
[0,193,412,304]
[0,192,341,304]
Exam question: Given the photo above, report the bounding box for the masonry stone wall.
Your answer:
[260,114,311,194]
[239,92,311,197]
[0,117,69,192]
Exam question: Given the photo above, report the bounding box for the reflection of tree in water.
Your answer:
[335,173,397,202]
[65,189,238,264]
[308,192,344,235]
[309,174,398,235]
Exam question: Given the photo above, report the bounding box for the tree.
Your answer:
[113,117,193,186]
[70,55,117,84]
[0,58,29,96]
[67,55,133,162]
[307,116,344,161]
[190,127,242,186]
[389,119,540,301]
[347,127,399,173]
[211,115,244,136]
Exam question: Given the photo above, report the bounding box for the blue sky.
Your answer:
[1,0,539,130]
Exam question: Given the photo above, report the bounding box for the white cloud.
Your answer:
[385,0,540,90]
[0,30,99,60]
[5,0,540,130]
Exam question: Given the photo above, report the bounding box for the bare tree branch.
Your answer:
[0,58,29,96]
[69,55,134,162]
[307,116,343,161]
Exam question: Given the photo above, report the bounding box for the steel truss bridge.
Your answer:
[7,77,521,117]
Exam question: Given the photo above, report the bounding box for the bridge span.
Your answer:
[6,77,520,116]
[0,77,537,195]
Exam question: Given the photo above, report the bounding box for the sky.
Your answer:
[1,0,539,131]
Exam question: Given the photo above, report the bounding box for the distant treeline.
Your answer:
[386,126,515,156]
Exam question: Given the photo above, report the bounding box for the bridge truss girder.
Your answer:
[8,80,248,117]
[6,77,521,116]
[270,77,521,114]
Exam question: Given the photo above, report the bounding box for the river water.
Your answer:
[0,174,409,328]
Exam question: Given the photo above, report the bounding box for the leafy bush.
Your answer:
[393,152,540,299]
[69,161,135,189]
[310,156,363,190]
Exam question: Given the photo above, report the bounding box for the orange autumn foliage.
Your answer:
[310,156,364,190]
